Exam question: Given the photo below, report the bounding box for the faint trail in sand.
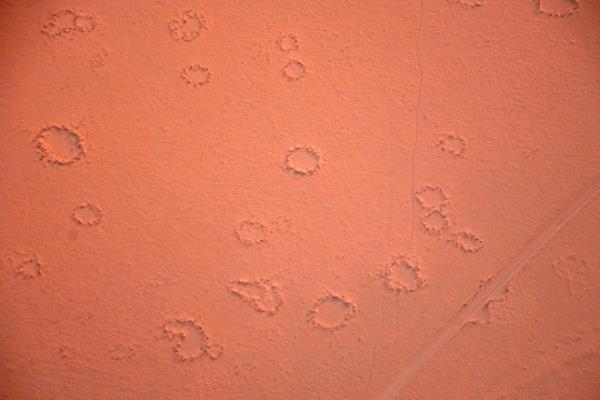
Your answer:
[373,2,425,395]
[408,0,425,248]
[380,177,600,400]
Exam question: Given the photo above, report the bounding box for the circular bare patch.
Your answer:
[35,125,85,166]
[283,146,322,176]
[420,209,450,235]
[229,278,283,315]
[17,256,43,279]
[437,134,466,157]
[1,250,44,279]
[235,220,270,245]
[168,10,206,41]
[42,9,96,37]
[163,319,210,362]
[277,34,299,52]
[415,185,448,210]
[181,65,211,87]
[552,254,588,294]
[381,256,424,293]
[307,292,357,331]
[282,60,307,81]
[536,0,579,17]
[449,231,484,253]
[74,14,96,32]
[72,203,103,226]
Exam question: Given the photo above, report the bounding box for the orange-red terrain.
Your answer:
[0,1,599,399]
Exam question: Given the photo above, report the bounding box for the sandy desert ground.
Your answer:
[0,1,599,399]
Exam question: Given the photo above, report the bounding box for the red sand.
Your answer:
[0,1,599,399]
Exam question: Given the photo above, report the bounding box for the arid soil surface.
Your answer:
[1,1,599,399]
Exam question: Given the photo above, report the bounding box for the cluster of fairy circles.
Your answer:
[451,0,579,17]
[306,292,358,331]
[34,125,86,166]
[225,274,362,332]
[233,146,319,245]
[169,11,211,88]
[225,278,360,332]
[33,3,584,368]
[277,33,307,81]
[380,255,425,293]
[42,9,96,38]
[24,120,100,283]
[416,185,451,236]
[162,319,223,362]
[415,184,484,254]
